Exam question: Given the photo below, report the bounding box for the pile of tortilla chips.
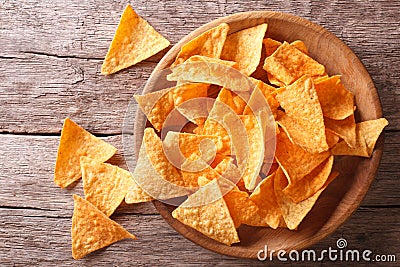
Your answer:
[134,21,388,245]
[54,4,389,259]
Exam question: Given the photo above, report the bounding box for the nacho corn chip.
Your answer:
[54,118,117,188]
[243,78,279,117]
[324,114,357,148]
[172,179,239,245]
[221,23,268,75]
[171,23,230,67]
[263,42,325,85]
[283,156,334,203]
[275,130,330,185]
[101,4,170,74]
[315,75,354,120]
[216,87,247,115]
[276,75,328,153]
[263,38,282,57]
[249,171,282,229]
[186,55,238,68]
[71,195,136,260]
[134,83,208,131]
[80,157,133,217]
[275,167,338,230]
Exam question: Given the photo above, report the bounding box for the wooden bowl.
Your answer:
[134,11,384,259]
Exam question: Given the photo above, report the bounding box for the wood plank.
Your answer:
[0,132,398,215]
[1,0,398,133]
[0,206,398,266]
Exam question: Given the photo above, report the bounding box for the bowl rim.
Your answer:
[133,11,384,259]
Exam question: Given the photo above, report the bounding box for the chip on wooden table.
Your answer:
[71,195,136,260]
[171,23,230,67]
[80,156,135,217]
[221,23,268,75]
[54,118,117,188]
[134,83,208,131]
[172,179,239,245]
[101,4,170,74]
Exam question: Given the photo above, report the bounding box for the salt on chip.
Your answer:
[276,75,328,153]
[221,23,268,76]
[283,155,335,203]
[315,75,354,120]
[275,130,330,185]
[263,42,325,85]
[134,83,208,131]
[71,195,136,260]
[332,118,388,157]
[132,128,187,199]
[80,157,134,217]
[171,23,230,67]
[101,4,170,74]
[167,61,254,92]
[172,179,239,246]
[249,171,281,229]
[54,118,117,188]
[274,167,338,230]
[324,114,357,148]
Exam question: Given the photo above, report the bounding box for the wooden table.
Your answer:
[1,1,399,266]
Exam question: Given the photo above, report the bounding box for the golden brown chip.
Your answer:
[243,78,279,117]
[167,61,254,92]
[101,4,170,74]
[71,195,136,260]
[331,118,388,157]
[315,76,354,120]
[216,87,247,115]
[249,171,282,229]
[275,130,330,185]
[172,179,239,245]
[54,118,117,188]
[263,38,282,57]
[221,23,268,75]
[290,40,308,54]
[324,114,357,148]
[171,23,230,67]
[185,55,238,68]
[132,128,187,199]
[125,182,154,204]
[283,156,335,203]
[263,42,325,85]
[275,167,337,230]
[80,157,134,217]
[276,75,328,153]
[134,83,208,131]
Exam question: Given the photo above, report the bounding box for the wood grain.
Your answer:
[0,0,399,265]
[0,0,399,133]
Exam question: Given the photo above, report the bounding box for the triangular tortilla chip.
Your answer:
[331,118,388,157]
[324,114,357,148]
[274,167,338,230]
[276,75,328,153]
[167,61,254,92]
[243,78,279,117]
[283,155,335,203]
[124,182,154,204]
[216,87,247,115]
[54,118,117,188]
[134,83,208,131]
[224,114,265,191]
[221,23,268,75]
[315,76,354,120]
[71,195,136,259]
[263,42,325,85]
[171,23,230,67]
[275,130,330,185]
[249,171,282,229]
[172,179,239,245]
[263,38,308,57]
[132,128,187,199]
[101,4,170,74]
[80,157,133,217]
